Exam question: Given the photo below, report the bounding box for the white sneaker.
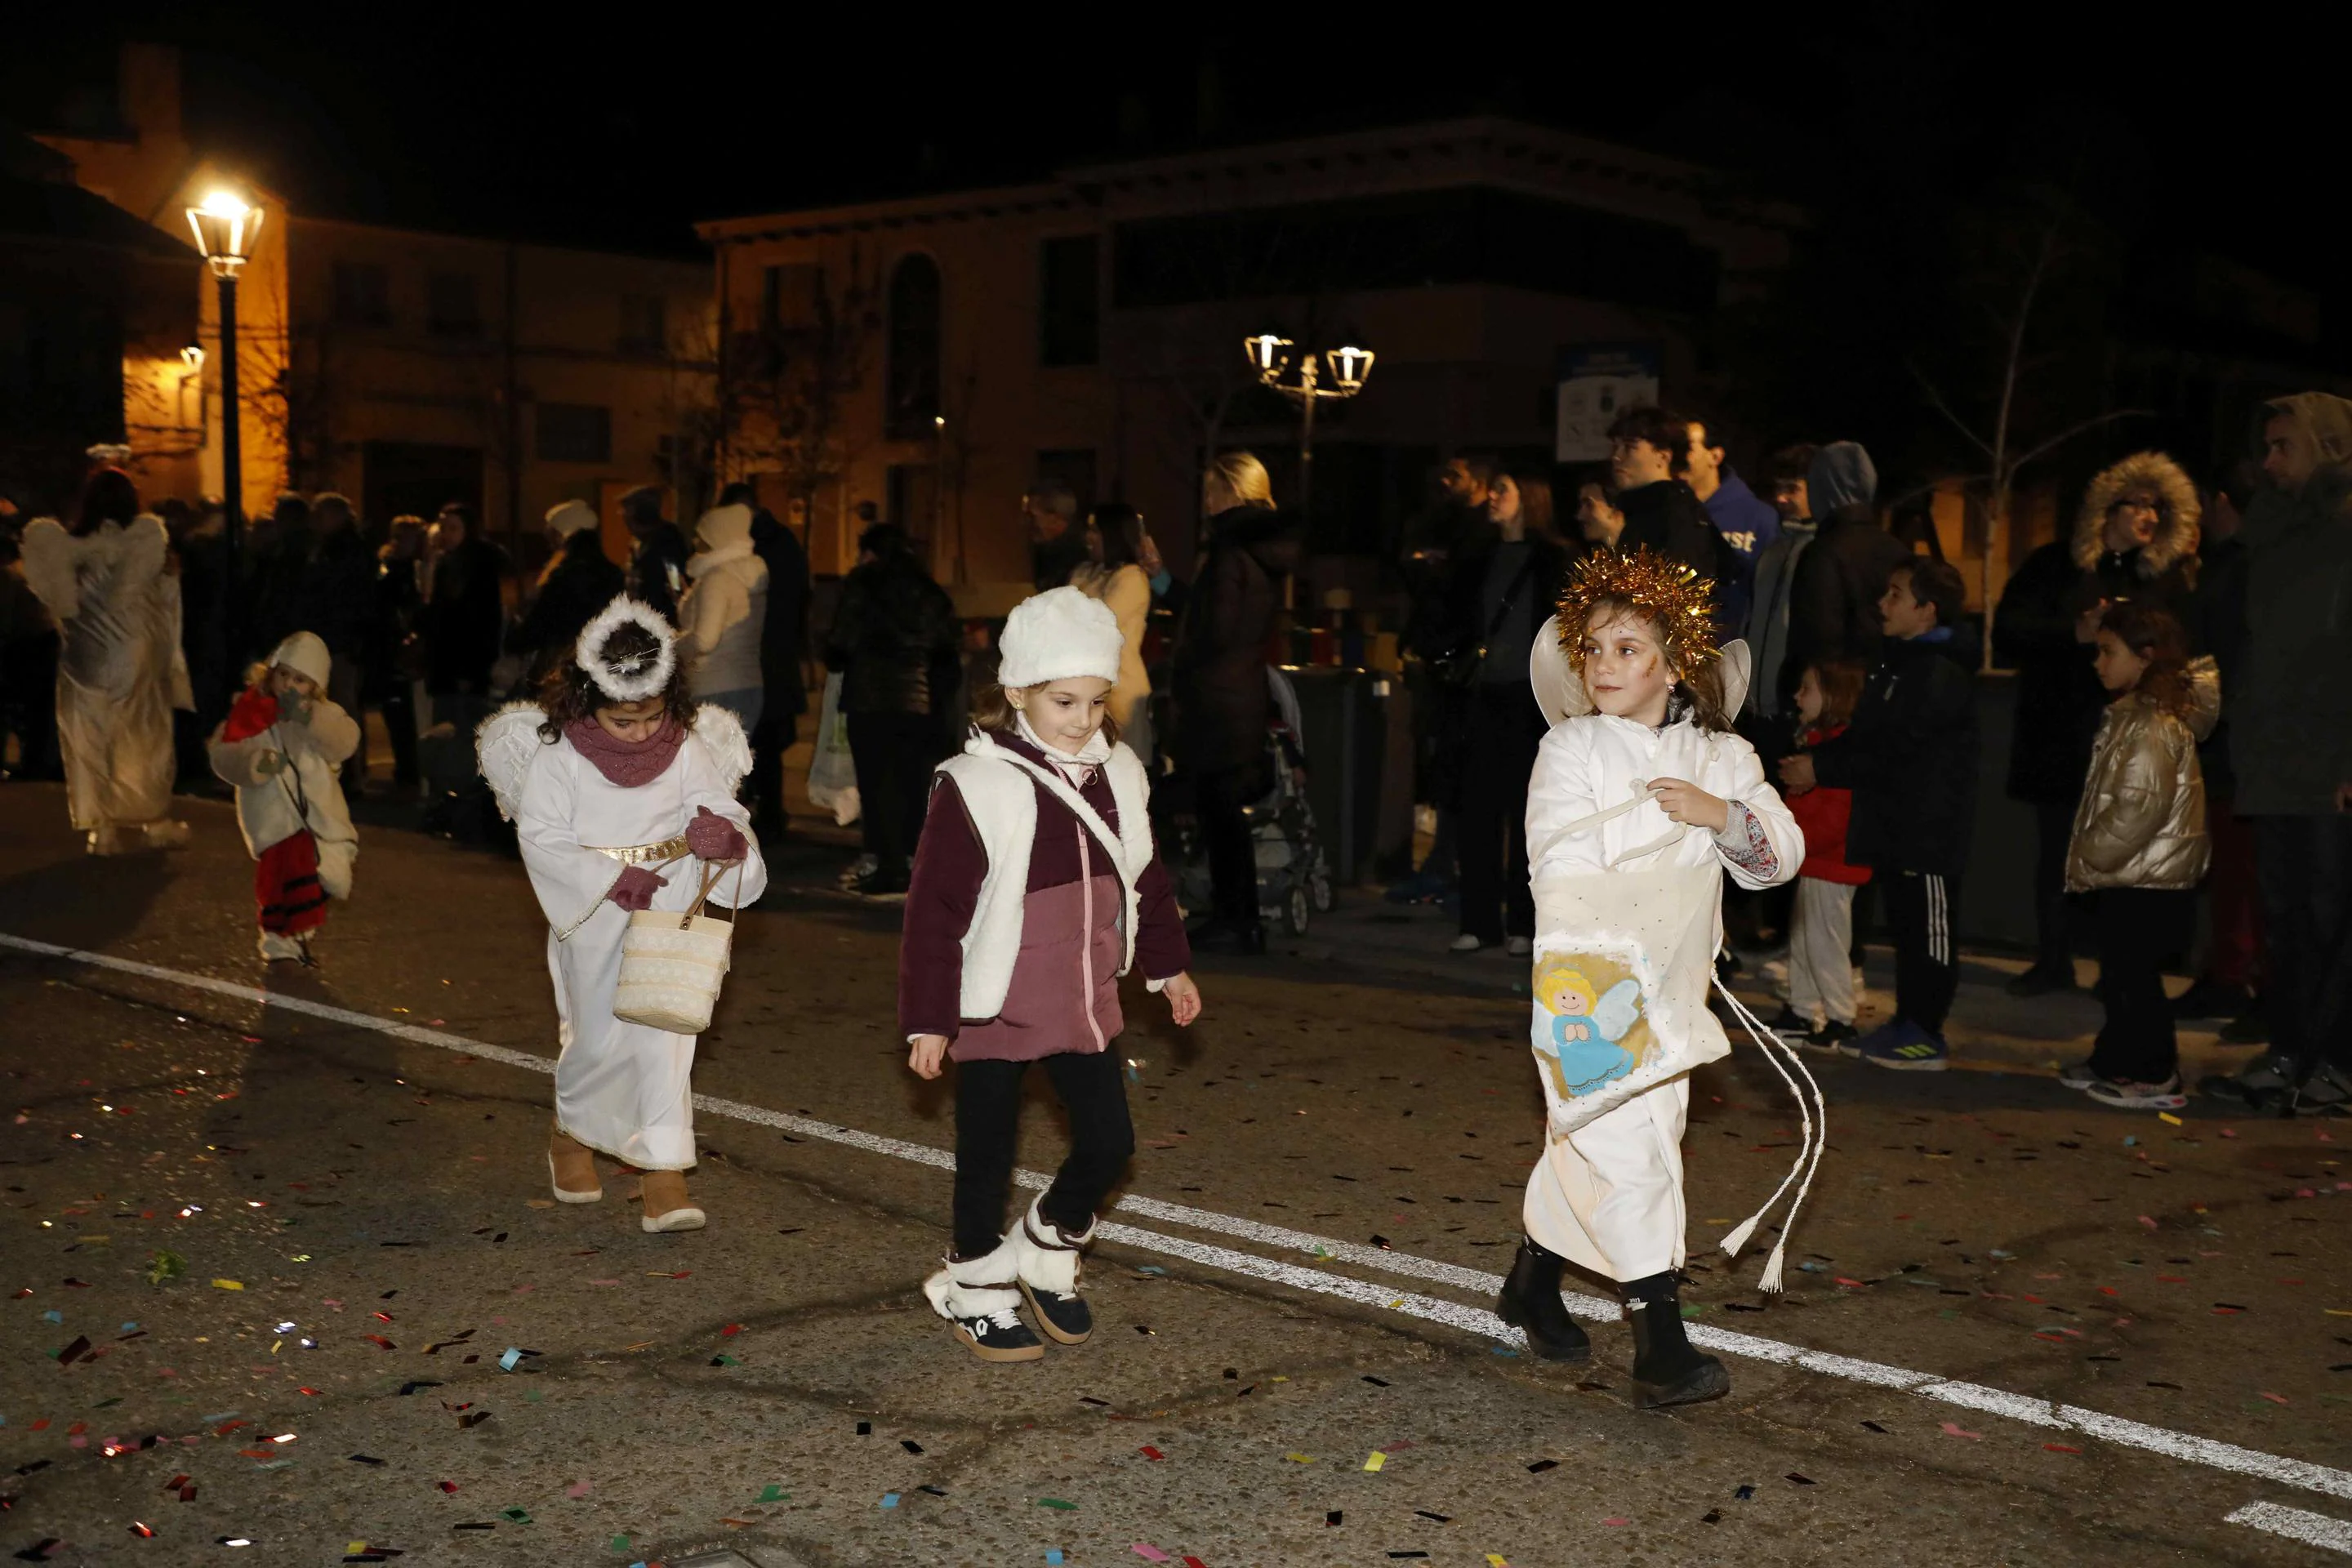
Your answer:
[1505,937,1532,958]
[2086,1075,2188,1111]
[2056,1059,2100,1090]
[257,930,305,963]
[1449,933,1484,954]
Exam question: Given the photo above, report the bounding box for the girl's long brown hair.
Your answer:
[2099,602,2194,717]
[1804,657,1868,729]
[536,621,697,742]
[1580,596,1733,733]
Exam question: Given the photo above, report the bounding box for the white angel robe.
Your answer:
[20,516,180,831]
[492,707,766,1171]
[1521,710,1802,1281]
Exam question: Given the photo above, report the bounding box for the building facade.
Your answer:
[700,118,1799,602]
[33,44,715,558]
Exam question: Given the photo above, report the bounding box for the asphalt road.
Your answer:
[2,782,2347,1566]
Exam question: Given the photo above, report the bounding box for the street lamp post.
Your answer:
[1243,332,1374,519]
[185,188,263,683]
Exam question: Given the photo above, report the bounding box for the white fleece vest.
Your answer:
[935,731,1156,1022]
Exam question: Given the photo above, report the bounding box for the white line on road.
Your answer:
[2227,1501,2352,1555]
[11,930,2352,1506]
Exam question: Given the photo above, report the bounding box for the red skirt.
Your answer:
[256,831,328,935]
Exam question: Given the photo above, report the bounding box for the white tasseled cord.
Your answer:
[1710,974,1811,1263]
[1713,978,1829,1294]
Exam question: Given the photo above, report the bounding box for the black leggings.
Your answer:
[2087,887,2192,1085]
[952,1049,1135,1258]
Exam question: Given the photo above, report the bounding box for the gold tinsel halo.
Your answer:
[1554,547,1721,675]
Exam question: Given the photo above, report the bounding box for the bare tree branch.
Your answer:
[2008,408,2149,474]
[1908,362,1996,460]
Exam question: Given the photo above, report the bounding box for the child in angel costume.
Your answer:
[477,596,766,1233]
[902,587,1200,1363]
[207,631,360,964]
[1498,549,1811,1410]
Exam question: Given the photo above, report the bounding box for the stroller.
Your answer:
[1167,666,1335,937]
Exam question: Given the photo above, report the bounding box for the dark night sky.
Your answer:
[4,6,2338,293]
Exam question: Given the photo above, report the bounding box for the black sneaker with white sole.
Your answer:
[1018,1280,1092,1344]
[1803,1020,1856,1054]
[949,1302,1045,1362]
[1763,1008,1814,1041]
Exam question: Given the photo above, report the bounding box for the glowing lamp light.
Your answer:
[185,188,264,277]
[179,345,205,370]
[1325,345,1374,391]
[1244,333,1294,377]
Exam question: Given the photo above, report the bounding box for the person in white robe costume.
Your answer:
[20,470,191,854]
[479,596,766,1233]
[1499,549,1805,1410]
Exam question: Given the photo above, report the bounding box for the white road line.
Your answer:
[11,930,2352,1505]
[2227,1502,2352,1555]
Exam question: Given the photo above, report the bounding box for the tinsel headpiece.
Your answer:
[1553,548,1720,677]
[575,595,676,703]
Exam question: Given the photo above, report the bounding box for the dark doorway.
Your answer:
[362,441,484,531]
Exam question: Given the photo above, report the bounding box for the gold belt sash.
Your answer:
[586,835,692,866]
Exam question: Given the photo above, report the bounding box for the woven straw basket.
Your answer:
[614,862,740,1035]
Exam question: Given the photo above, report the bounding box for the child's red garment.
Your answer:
[221,685,278,742]
[256,830,327,935]
[900,727,1190,1062]
[1788,723,1869,886]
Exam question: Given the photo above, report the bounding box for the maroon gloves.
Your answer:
[608,864,669,912]
[686,804,749,863]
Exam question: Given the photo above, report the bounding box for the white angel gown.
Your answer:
[1520,706,1803,1281]
[491,707,767,1171]
[20,516,183,835]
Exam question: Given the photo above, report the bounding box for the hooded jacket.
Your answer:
[1173,505,1304,777]
[1785,443,1912,684]
[677,504,770,697]
[1994,452,2200,804]
[2230,392,2352,814]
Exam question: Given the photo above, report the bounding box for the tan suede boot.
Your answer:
[638,1169,704,1233]
[547,1125,602,1203]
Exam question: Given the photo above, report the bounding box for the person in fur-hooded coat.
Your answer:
[1991,451,2200,991]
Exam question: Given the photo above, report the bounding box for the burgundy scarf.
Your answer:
[564,715,686,787]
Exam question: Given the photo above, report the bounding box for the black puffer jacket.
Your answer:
[626,522,693,625]
[1812,627,1981,877]
[1174,505,1303,777]
[508,531,625,679]
[825,555,959,715]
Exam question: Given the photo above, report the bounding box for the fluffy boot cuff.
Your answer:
[923,1232,1023,1322]
[1013,1196,1094,1295]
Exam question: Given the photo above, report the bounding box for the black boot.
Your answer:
[1495,1238,1590,1362]
[1622,1271,1728,1410]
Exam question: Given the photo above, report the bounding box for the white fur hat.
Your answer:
[997,585,1122,690]
[545,500,599,539]
[268,630,332,690]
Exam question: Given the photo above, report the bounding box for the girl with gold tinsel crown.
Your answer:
[1501,549,1810,1408]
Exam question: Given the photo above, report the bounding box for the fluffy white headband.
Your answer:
[576,595,676,703]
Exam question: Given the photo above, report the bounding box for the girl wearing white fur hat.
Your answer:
[207,632,362,964]
[902,585,1201,1362]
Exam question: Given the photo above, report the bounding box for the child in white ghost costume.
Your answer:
[1498,549,1805,1410]
[478,596,767,1233]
